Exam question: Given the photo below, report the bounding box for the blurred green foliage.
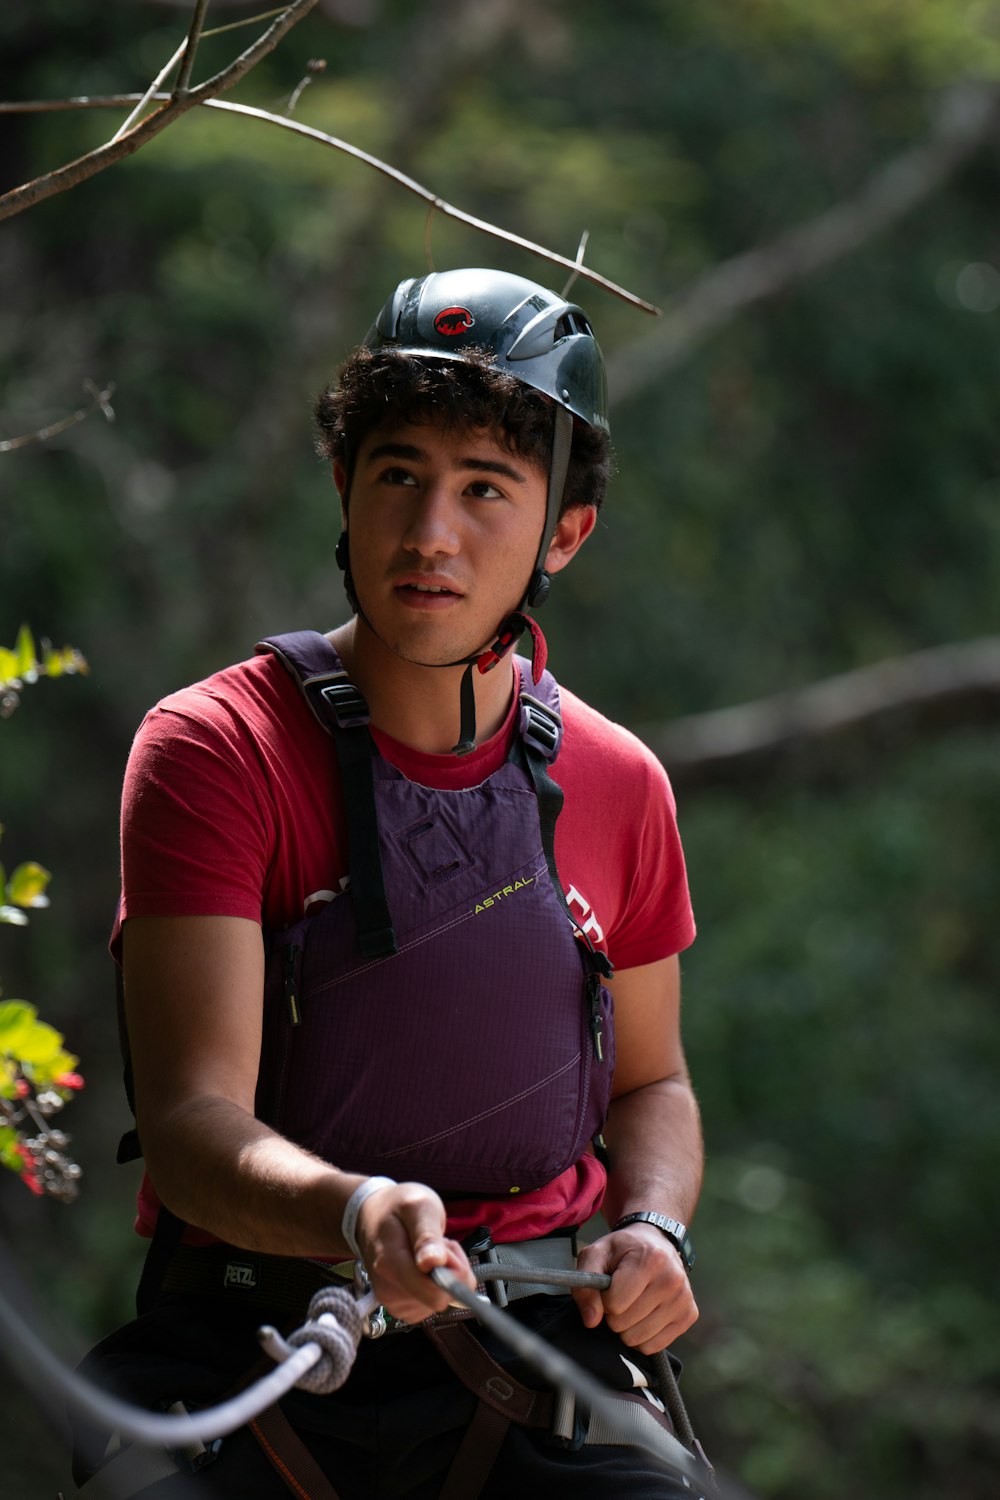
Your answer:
[2,1,1000,1494]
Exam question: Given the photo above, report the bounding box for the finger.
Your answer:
[610,1288,699,1354]
[573,1238,614,1328]
[414,1234,476,1291]
[572,1282,606,1329]
[360,1187,456,1317]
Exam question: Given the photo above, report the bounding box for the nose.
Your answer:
[401,484,460,558]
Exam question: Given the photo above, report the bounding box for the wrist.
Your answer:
[341,1175,397,1264]
[612,1211,696,1270]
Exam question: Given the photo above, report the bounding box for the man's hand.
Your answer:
[355,1179,477,1324]
[573,1222,699,1355]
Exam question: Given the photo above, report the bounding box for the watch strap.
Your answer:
[612,1212,695,1270]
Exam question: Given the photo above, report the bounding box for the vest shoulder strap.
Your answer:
[515,660,563,764]
[257,631,370,731]
[257,632,395,958]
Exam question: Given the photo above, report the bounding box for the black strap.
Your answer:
[438,1399,512,1500]
[135,1203,187,1316]
[260,633,396,959]
[331,723,397,959]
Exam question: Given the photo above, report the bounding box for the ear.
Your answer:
[544,504,598,577]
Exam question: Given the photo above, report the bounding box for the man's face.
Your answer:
[339,420,550,666]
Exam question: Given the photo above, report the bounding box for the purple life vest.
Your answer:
[253,631,614,1198]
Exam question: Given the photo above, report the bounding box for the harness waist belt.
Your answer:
[160,1236,579,1321]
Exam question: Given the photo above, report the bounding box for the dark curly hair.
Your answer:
[314,346,613,515]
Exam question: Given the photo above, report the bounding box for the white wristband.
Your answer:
[341,1175,397,1264]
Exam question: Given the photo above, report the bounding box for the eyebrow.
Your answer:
[364,441,528,486]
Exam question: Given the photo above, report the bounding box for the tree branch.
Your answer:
[0,0,320,223]
[0,92,660,314]
[0,381,116,454]
[641,637,1000,787]
[174,0,212,96]
[203,100,659,312]
[110,38,187,141]
[606,81,1000,403]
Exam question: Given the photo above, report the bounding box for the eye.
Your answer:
[380,466,418,486]
[467,479,504,500]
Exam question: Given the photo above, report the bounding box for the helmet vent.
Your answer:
[554,311,592,340]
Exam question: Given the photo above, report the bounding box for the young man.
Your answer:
[75,268,704,1498]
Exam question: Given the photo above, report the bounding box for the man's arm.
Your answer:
[574,954,702,1354]
[122,913,474,1322]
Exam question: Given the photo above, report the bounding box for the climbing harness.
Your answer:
[0,1238,716,1497]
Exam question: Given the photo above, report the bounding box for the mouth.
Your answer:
[393,576,464,602]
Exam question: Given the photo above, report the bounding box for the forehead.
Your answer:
[359,419,547,482]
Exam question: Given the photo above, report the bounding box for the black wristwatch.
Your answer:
[612,1212,696,1270]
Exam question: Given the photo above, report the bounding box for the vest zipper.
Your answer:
[587,971,604,1062]
[284,943,302,1026]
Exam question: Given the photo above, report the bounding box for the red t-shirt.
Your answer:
[115,648,695,1245]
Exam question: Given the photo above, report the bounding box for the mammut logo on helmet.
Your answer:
[434,306,475,337]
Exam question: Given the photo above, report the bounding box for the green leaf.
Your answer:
[0,1002,78,1087]
[7,1016,64,1069]
[0,1056,18,1097]
[0,1002,36,1038]
[6,861,51,909]
[0,1000,38,1051]
[0,648,21,690]
[42,643,88,679]
[13,624,37,680]
[0,1126,24,1171]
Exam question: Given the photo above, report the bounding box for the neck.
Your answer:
[329,619,517,755]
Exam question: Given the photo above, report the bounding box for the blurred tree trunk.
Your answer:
[642,636,1000,787]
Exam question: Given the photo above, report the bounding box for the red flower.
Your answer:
[55,1072,84,1091]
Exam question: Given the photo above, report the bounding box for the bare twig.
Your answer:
[175,0,213,95]
[561,228,590,300]
[0,90,660,314]
[111,38,186,141]
[203,6,289,37]
[423,200,438,271]
[0,0,320,223]
[640,636,1000,786]
[0,381,116,454]
[285,58,326,115]
[606,80,1000,402]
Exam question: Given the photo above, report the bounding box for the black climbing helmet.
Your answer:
[364,267,609,434]
[363,267,609,610]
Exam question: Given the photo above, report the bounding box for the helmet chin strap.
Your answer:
[336,406,574,756]
[444,407,573,754]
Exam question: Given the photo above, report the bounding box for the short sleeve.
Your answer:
[119,701,273,928]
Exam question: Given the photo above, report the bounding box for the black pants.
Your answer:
[71,1294,705,1499]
